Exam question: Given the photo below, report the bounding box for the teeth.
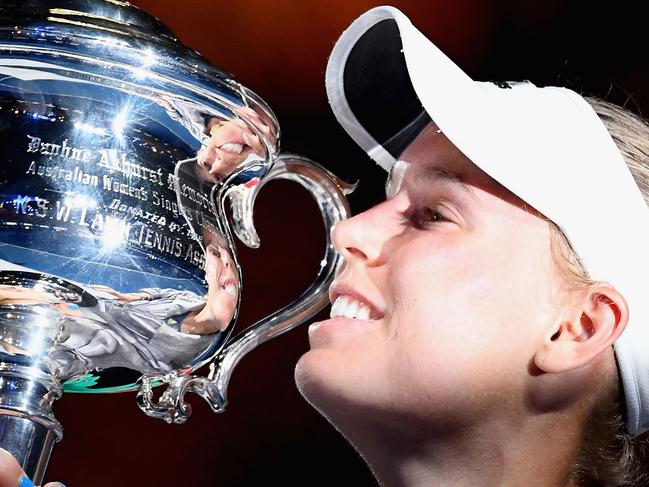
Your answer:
[330,295,373,320]
[347,299,359,318]
[219,142,243,154]
[223,284,238,297]
[242,131,253,147]
[357,305,370,320]
[330,295,345,317]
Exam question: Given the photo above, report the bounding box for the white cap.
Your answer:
[326,5,649,436]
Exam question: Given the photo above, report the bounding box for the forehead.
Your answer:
[203,226,228,248]
[387,122,528,208]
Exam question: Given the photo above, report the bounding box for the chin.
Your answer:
[295,348,349,415]
[295,348,380,426]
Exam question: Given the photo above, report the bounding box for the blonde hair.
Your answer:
[552,97,649,486]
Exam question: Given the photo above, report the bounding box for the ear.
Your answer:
[534,285,628,374]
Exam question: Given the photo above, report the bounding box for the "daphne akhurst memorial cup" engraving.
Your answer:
[0,1,351,483]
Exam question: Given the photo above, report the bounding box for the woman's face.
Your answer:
[204,243,238,296]
[181,232,239,335]
[295,123,570,434]
[196,114,266,181]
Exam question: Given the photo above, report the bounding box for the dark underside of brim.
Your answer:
[343,18,430,159]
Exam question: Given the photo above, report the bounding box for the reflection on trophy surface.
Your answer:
[197,109,270,181]
[0,0,352,483]
[1,222,239,379]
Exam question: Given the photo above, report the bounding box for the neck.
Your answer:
[332,411,585,487]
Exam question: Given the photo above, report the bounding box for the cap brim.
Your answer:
[326,6,477,171]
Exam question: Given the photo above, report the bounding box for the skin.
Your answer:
[0,448,64,487]
[295,123,627,487]
[196,107,269,181]
[180,238,238,334]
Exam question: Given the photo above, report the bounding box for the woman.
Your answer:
[195,107,270,183]
[294,6,649,487]
[3,5,649,487]
[90,225,239,337]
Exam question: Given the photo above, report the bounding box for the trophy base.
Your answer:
[0,413,57,484]
[0,317,63,485]
[0,361,62,483]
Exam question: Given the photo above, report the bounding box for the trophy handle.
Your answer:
[137,154,353,423]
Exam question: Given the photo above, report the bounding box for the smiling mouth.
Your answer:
[330,295,379,320]
[219,279,238,297]
[218,142,246,154]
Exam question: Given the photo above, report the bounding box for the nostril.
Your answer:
[346,247,367,259]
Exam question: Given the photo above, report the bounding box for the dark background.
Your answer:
[45,1,649,485]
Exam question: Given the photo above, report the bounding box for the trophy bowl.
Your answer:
[0,1,351,483]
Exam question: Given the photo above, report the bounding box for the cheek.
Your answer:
[383,235,554,397]
[386,235,508,332]
[205,257,219,275]
[392,226,556,325]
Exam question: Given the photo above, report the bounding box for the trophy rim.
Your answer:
[0,0,281,152]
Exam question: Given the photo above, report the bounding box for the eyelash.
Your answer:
[402,205,448,229]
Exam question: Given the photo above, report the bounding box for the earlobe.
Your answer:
[534,286,628,374]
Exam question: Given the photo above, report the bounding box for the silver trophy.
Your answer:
[0,1,352,483]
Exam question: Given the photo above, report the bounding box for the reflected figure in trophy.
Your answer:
[196,107,270,182]
[0,224,239,375]
[0,105,250,374]
[179,226,239,335]
[90,225,238,336]
[53,225,238,375]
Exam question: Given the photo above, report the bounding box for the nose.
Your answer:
[331,204,388,265]
[219,246,233,268]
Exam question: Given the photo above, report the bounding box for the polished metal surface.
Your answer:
[137,155,354,423]
[0,378,59,483]
[0,0,350,481]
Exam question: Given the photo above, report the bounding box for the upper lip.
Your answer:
[219,277,238,288]
[328,282,384,320]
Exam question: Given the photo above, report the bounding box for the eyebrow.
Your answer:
[386,163,475,197]
[418,166,475,196]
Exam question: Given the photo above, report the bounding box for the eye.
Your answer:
[207,245,222,258]
[403,205,449,229]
